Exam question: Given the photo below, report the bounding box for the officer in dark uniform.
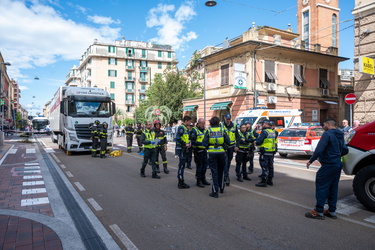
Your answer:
[245,121,258,174]
[90,120,101,157]
[99,122,108,158]
[175,116,192,189]
[221,113,238,186]
[153,120,169,174]
[125,123,135,153]
[186,122,194,169]
[203,116,231,198]
[190,118,210,188]
[255,119,277,187]
[135,122,144,154]
[235,124,255,182]
[140,121,160,179]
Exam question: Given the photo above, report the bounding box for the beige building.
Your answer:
[352,0,375,124]
[65,38,177,120]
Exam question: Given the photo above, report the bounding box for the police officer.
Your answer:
[245,121,258,174]
[140,121,160,179]
[255,120,277,187]
[190,118,210,188]
[134,122,144,154]
[235,124,255,182]
[125,123,135,153]
[186,122,194,169]
[175,116,192,189]
[203,116,231,198]
[154,120,169,174]
[221,113,238,186]
[90,120,101,157]
[99,122,108,158]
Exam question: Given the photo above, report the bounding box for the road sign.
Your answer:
[154,109,161,115]
[345,93,357,105]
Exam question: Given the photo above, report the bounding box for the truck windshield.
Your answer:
[32,119,49,130]
[69,101,112,117]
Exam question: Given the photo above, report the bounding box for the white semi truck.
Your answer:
[49,86,116,154]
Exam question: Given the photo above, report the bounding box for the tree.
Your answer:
[113,108,125,125]
[144,105,172,125]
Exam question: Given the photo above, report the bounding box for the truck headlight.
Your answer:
[69,133,79,142]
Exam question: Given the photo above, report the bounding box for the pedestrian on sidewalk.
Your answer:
[305,118,349,220]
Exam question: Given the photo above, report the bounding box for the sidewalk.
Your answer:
[0,134,119,249]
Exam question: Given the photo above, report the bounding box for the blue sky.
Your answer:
[0,0,355,116]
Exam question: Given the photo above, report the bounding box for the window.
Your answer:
[127,71,133,80]
[110,81,115,88]
[110,93,115,100]
[140,60,148,67]
[127,106,132,112]
[108,70,117,77]
[126,94,134,101]
[142,49,147,58]
[302,10,310,49]
[108,46,116,53]
[265,60,277,83]
[108,58,117,65]
[168,52,172,58]
[126,48,134,56]
[221,64,229,86]
[141,83,146,90]
[88,58,91,64]
[126,59,134,67]
[332,14,337,47]
[167,62,171,69]
[319,68,330,89]
[139,94,146,100]
[158,51,162,57]
[140,72,147,81]
[126,82,133,90]
[158,62,162,69]
[294,65,306,86]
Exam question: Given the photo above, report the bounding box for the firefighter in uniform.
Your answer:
[125,123,135,153]
[175,116,192,189]
[135,122,144,154]
[140,121,160,179]
[235,124,256,182]
[154,120,170,174]
[245,121,258,174]
[255,120,277,187]
[99,122,108,158]
[90,120,101,157]
[221,113,238,186]
[190,118,210,188]
[203,116,231,198]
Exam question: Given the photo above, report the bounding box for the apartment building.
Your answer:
[65,38,177,120]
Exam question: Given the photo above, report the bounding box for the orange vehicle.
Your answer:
[277,124,324,157]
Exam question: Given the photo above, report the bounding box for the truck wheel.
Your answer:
[353,164,375,212]
[279,153,288,158]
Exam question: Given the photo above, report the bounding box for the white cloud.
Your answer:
[0,0,121,78]
[146,2,197,50]
[88,15,121,25]
[19,86,29,91]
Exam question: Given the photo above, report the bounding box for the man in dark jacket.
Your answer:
[125,123,134,153]
[305,118,349,220]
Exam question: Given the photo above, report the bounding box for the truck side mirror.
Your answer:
[112,102,116,116]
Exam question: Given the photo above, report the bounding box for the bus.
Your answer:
[31,117,50,134]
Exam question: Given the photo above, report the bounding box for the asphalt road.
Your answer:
[40,135,375,250]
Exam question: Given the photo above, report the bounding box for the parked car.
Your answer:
[277,124,324,157]
[342,121,375,212]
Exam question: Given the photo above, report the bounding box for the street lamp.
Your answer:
[205,1,217,7]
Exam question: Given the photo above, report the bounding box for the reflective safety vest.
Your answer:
[192,127,206,149]
[143,129,156,149]
[208,126,225,153]
[259,128,276,152]
[222,122,237,145]
[178,124,190,145]
[238,132,250,149]
[91,125,100,139]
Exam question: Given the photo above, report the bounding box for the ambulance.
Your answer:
[234,108,302,132]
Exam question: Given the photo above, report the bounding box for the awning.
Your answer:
[182,105,198,111]
[210,101,232,110]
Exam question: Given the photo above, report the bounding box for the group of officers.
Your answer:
[135,114,278,199]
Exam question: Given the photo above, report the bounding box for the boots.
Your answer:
[91,152,96,157]
[196,180,205,188]
[156,166,160,173]
[209,192,218,198]
[224,176,230,186]
[201,179,211,185]
[152,173,161,179]
[140,171,146,177]
[237,175,243,182]
[163,166,170,174]
[255,178,267,187]
[178,180,190,189]
[100,154,107,158]
[267,177,273,186]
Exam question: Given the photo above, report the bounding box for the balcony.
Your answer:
[139,66,149,72]
[125,76,134,81]
[126,100,134,105]
[126,89,134,93]
[139,77,148,83]
[139,89,146,94]
[126,66,134,70]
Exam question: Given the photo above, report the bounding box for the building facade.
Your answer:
[65,38,177,121]
[352,0,375,124]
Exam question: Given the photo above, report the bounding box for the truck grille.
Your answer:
[74,124,91,139]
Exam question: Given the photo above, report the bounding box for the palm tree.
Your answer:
[113,108,125,125]
[144,105,172,125]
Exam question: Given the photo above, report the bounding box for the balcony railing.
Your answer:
[126,100,134,105]
[126,66,134,70]
[139,78,148,82]
[125,76,134,81]
[126,89,134,93]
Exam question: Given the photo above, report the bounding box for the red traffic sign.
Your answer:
[345,93,357,105]
[154,109,161,115]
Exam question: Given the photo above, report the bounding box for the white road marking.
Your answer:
[109,224,138,250]
[26,148,36,154]
[66,171,73,177]
[23,170,41,174]
[23,175,43,180]
[24,163,39,166]
[74,182,86,191]
[87,198,103,211]
[24,166,40,169]
[22,188,47,195]
[336,194,364,215]
[21,197,49,206]
[60,164,66,169]
[364,215,375,224]
[44,147,55,153]
[8,149,17,154]
[0,145,15,165]
[51,153,61,163]
[23,181,45,186]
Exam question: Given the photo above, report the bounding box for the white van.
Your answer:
[234,108,302,131]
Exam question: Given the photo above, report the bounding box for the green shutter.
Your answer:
[108,46,111,53]
[115,58,117,65]
[158,51,162,57]
[108,70,110,76]
[108,58,110,64]
[168,52,172,58]
[115,70,117,77]
[110,81,115,88]
[110,93,115,100]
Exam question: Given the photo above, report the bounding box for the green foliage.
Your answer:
[124,118,134,125]
[144,105,172,126]
[114,108,125,125]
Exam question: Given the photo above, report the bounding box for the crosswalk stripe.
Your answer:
[25,163,40,166]
[23,181,45,186]
[336,194,364,215]
[21,197,49,206]
[26,148,36,154]
[23,175,43,180]
[8,149,17,154]
[22,188,47,195]
[44,147,55,153]
[364,215,375,224]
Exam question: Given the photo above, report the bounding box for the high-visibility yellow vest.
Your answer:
[238,132,250,149]
[178,125,190,145]
[143,129,156,149]
[192,127,206,149]
[208,126,225,153]
[221,122,237,145]
[259,128,276,152]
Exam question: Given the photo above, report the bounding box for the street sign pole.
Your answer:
[344,93,357,127]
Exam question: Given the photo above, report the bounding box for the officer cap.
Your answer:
[224,113,231,120]
[245,121,252,125]
[262,119,271,125]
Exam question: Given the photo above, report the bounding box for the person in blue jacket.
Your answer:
[305,118,349,220]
